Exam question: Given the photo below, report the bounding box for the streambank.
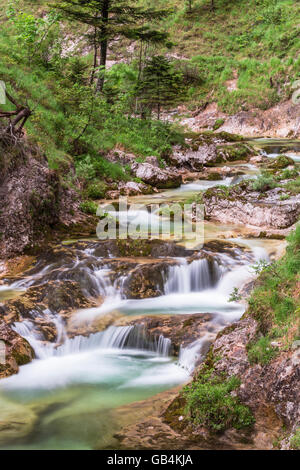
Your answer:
[180,99,300,139]
[0,229,272,449]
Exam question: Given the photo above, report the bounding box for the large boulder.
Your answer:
[131,162,182,189]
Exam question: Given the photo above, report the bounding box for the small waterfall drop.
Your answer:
[164,258,221,294]
[178,334,214,373]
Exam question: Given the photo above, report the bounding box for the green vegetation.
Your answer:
[247,225,300,364]
[251,171,277,191]
[290,428,300,450]
[79,200,98,215]
[184,367,255,432]
[247,336,279,365]
[212,118,225,131]
[84,181,108,199]
[284,176,300,195]
[152,0,300,113]
[279,167,299,180]
[136,55,185,119]
[0,0,299,198]
[0,0,183,192]
[268,155,295,170]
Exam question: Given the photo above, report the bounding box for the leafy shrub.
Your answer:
[85,182,108,199]
[184,368,255,432]
[251,172,277,191]
[280,168,298,180]
[284,177,300,195]
[79,200,98,215]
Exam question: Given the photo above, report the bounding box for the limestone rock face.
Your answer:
[203,185,300,229]
[0,141,83,259]
[170,144,218,170]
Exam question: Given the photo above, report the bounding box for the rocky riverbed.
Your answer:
[0,131,299,450]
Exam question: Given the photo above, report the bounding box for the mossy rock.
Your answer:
[216,143,252,162]
[185,131,244,149]
[268,155,295,170]
[213,119,225,131]
[215,131,244,142]
[207,172,223,181]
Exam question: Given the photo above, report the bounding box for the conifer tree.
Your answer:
[53,0,170,92]
[136,55,184,120]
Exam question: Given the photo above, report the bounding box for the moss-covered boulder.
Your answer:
[216,143,253,163]
[206,172,223,181]
[268,155,295,170]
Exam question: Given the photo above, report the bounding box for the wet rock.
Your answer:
[0,280,96,342]
[119,261,176,299]
[0,320,34,378]
[0,397,37,445]
[131,162,182,189]
[119,313,215,355]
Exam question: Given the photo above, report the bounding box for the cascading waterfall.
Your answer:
[54,325,171,357]
[13,321,171,359]
[164,258,222,294]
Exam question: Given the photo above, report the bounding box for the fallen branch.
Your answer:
[0,90,32,138]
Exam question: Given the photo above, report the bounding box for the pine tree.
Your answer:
[136,55,184,120]
[53,0,170,92]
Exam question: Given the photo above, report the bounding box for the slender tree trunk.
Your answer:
[211,0,215,10]
[90,26,98,85]
[135,40,144,114]
[96,0,109,93]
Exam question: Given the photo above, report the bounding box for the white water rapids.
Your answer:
[0,241,268,398]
